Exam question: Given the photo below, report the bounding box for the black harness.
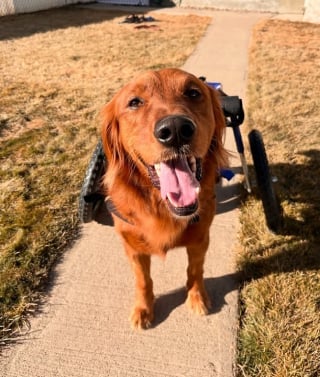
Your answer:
[105,197,134,225]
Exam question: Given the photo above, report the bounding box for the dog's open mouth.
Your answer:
[148,156,202,217]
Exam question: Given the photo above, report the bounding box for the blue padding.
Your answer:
[206,82,222,90]
[220,169,235,181]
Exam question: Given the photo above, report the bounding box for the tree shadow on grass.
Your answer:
[239,148,320,279]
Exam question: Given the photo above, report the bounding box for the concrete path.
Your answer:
[0,9,265,377]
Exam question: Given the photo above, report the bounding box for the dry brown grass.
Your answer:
[0,6,210,342]
[237,19,320,377]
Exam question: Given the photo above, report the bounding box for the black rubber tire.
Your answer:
[79,140,106,223]
[248,129,282,233]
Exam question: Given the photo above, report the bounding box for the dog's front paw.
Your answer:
[130,306,154,330]
[186,289,211,316]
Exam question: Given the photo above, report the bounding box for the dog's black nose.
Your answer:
[154,115,196,148]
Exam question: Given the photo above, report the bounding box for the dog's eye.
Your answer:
[184,88,201,99]
[128,97,144,109]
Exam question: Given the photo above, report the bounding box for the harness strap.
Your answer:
[106,197,133,225]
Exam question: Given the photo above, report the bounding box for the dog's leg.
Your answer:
[186,239,211,315]
[126,249,154,329]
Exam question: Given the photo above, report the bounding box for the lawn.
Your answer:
[0,6,211,342]
[237,19,320,377]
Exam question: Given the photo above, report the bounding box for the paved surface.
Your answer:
[0,8,266,377]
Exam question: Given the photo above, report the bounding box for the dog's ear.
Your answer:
[101,98,124,167]
[208,86,229,169]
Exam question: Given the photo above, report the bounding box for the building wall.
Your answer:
[0,0,93,16]
[173,0,278,12]
[304,0,320,23]
[1,0,320,23]
[170,0,304,13]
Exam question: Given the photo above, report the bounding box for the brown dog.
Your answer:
[101,68,227,329]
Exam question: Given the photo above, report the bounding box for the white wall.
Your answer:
[171,0,319,22]
[174,0,279,12]
[0,0,93,16]
[304,0,320,23]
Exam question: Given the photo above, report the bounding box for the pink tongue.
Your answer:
[159,157,200,207]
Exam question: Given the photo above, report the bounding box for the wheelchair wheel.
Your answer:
[248,129,282,233]
[79,140,106,223]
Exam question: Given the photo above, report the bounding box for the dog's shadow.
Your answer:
[153,272,239,328]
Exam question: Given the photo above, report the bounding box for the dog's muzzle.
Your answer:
[146,115,202,217]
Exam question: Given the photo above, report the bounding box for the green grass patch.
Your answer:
[0,6,211,342]
[237,19,320,376]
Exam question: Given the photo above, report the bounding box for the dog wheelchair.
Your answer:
[79,80,283,233]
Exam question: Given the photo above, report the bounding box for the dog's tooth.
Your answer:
[154,163,161,176]
[195,187,200,194]
[188,156,196,172]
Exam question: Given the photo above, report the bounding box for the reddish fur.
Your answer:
[101,68,227,329]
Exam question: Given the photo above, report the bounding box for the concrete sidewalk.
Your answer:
[0,9,265,377]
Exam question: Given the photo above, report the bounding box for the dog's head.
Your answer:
[101,68,227,217]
